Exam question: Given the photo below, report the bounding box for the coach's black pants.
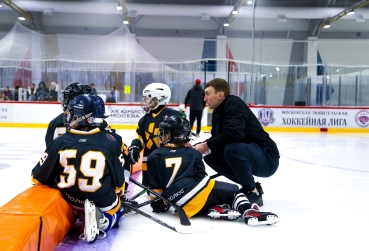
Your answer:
[204,142,279,192]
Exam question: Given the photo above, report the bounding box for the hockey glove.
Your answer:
[128,145,140,164]
[151,199,170,213]
[122,195,139,207]
[121,195,139,215]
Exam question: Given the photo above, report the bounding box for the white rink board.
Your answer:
[1,102,368,130]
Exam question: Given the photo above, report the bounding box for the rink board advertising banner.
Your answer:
[106,105,146,124]
[0,105,13,122]
[1,102,368,130]
[251,107,369,128]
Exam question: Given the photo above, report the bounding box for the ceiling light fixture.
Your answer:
[18,16,25,21]
[123,20,129,24]
[232,10,239,15]
[223,23,229,27]
[247,1,253,4]
[0,4,3,8]
[323,23,331,28]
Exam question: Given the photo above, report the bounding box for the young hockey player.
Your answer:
[146,115,279,226]
[32,94,131,243]
[45,82,93,147]
[128,83,182,186]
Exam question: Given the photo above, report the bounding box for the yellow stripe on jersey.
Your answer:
[182,179,215,218]
[151,107,166,118]
[105,197,122,215]
[148,123,155,134]
[31,175,41,185]
[115,182,126,196]
[69,128,100,135]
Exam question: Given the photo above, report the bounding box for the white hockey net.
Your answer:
[0,22,163,73]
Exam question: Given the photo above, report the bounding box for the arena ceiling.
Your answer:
[1,0,369,39]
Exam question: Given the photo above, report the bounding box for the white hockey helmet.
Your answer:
[141,83,171,113]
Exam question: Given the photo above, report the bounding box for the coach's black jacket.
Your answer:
[206,95,279,158]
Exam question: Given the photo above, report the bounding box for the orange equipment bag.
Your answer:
[0,185,75,251]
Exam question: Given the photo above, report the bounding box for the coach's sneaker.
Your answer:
[255,182,264,195]
[80,199,107,243]
[245,191,263,207]
[207,204,241,221]
[243,207,279,226]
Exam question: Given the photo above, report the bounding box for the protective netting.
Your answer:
[0,22,164,73]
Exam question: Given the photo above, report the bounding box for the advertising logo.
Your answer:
[257,108,275,126]
[355,110,369,127]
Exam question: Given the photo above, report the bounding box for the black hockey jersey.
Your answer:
[147,144,215,218]
[45,113,65,147]
[33,128,130,208]
[134,106,181,173]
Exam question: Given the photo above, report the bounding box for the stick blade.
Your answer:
[175,224,212,234]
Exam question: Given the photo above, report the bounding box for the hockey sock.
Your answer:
[232,192,251,213]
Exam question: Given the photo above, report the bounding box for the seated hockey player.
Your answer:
[45,82,93,147]
[147,115,279,226]
[32,94,131,243]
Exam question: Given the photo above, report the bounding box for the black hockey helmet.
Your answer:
[65,94,105,131]
[61,82,93,112]
[159,115,191,144]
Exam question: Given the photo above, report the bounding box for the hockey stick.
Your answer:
[136,197,159,208]
[129,177,191,226]
[129,188,148,200]
[121,201,211,234]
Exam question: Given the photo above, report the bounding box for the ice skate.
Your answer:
[207,204,241,220]
[242,206,279,226]
[79,199,107,243]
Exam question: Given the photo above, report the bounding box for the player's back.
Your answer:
[147,145,206,202]
[50,129,122,200]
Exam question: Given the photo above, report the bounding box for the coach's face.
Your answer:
[204,86,225,109]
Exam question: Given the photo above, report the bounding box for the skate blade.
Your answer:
[247,215,280,226]
[84,201,99,242]
[208,211,241,220]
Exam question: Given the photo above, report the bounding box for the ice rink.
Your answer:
[0,127,368,251]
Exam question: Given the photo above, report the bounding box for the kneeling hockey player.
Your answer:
[32,94,132,243]
[147,115,279,226]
